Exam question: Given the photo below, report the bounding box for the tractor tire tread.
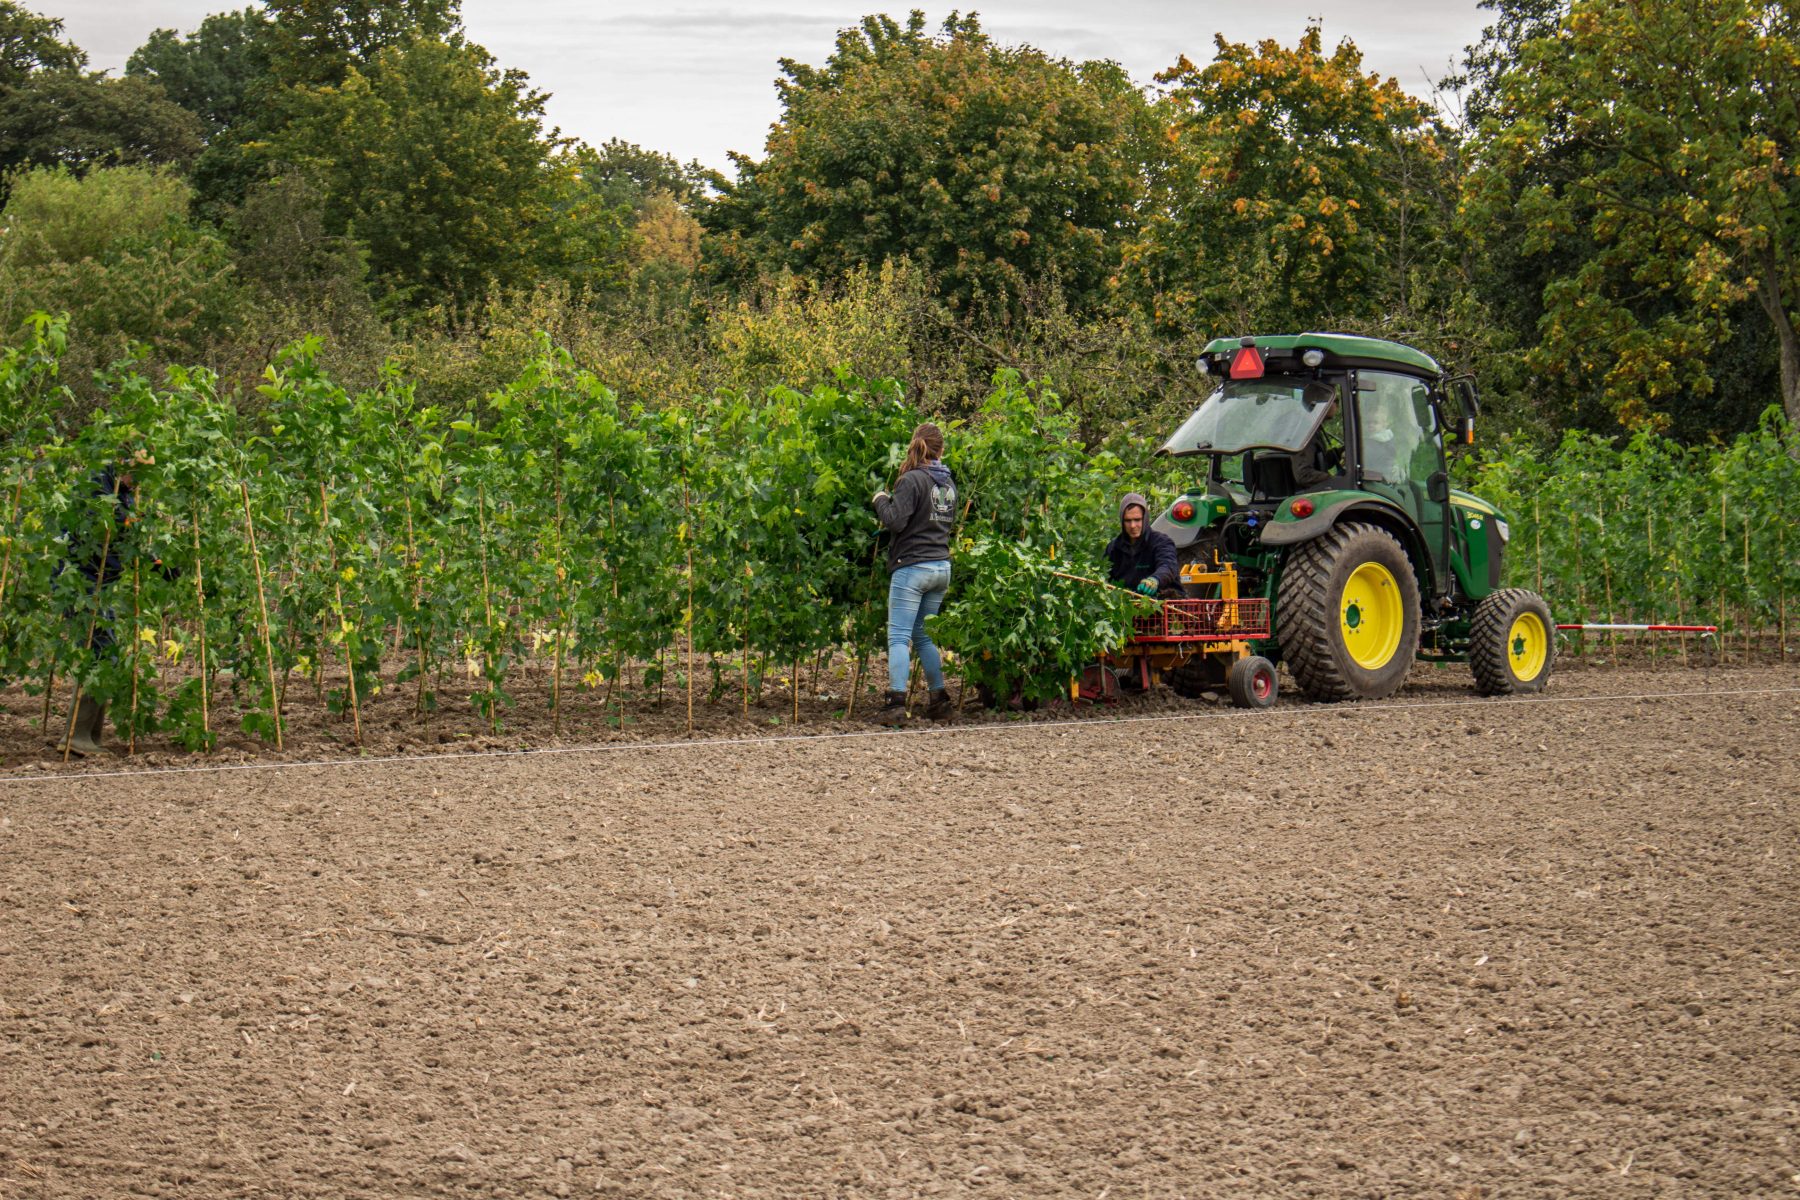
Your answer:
[1275,521,1419,702]
[1469,587,1554,696]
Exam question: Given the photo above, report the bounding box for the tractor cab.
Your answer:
[1159,371,1345,503]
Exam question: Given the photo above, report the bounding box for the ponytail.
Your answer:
[897,422,945,482]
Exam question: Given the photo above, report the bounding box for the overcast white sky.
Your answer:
[57,1,1490,172]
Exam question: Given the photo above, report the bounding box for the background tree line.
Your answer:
[0,0,1795,449]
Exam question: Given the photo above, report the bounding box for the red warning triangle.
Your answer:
[1229,345,1264,379]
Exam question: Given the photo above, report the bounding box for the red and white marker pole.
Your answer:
[1555,623,1718,634]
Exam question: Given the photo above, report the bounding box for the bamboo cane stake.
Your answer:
[1573,515,1587,659]
[476,483,497,735]
[605,491,621,723]
[128,560,142,755]
[319,482,362,746]
[683,477,695,737]
[845,651,864,719]
[552,474,566,736]
[1051,568,1167,602]
[189,504,211,751]
[1718,492,1728,664]
[1780,522,1788,663]
[1674,573,1690,667]
[240,482,282,749]
[405,497,428,719]
[1743,516,1752,664]
[845,547,882,721]
[1533,494,1542,596]
[1645,511,1656,667]
[1598,498,1618,665]
[63,476,124,761]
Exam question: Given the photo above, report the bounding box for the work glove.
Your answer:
[872,489,891,507]
[1135,578,1159,596]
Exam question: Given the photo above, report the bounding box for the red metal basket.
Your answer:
[1131,597,1270,643]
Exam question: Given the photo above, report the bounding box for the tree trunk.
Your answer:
[1753,248,1800,438]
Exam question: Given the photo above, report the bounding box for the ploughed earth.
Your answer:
[1,662,1796,1196]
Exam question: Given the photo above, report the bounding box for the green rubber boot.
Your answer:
[55,695,104,756]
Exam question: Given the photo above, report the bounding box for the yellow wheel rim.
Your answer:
[1507,611,1548,681]
[1339,562,1404,670]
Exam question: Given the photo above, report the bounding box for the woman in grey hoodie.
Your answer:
[871,423,957,723]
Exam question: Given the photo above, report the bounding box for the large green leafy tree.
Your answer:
[1131,26,1451,343]
[1463,0,1800,432]
[176,0,458,211]
[126,7,273,135]
[263,0,459,86]
[575,138,712,212]
[0,3,201,183]
[704,11,1146,314]
[264,35,628,309]
[0,71,204,178]
[0,0,81,86]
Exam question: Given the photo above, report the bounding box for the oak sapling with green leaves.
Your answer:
[928,538,1150,706]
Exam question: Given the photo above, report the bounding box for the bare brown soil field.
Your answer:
[2,664,1797,1197]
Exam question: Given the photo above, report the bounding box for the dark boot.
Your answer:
[925,688,954,719]
[869,689,909,725]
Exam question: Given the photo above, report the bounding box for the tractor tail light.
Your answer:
[1290,498,1315,518]
[1172,500,1196,522]
[1229,344,1264,380]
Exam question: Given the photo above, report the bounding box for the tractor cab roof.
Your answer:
[1199,333,1442,379]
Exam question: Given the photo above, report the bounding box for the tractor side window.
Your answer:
[1358,373,1435,486]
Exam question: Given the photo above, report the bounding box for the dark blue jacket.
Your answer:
[1104,492,1179,591]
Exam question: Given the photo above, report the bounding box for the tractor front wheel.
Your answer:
[1469,588,1554,695]
[1276,522,1420,701]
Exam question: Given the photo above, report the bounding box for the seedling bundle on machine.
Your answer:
[1111,333,1558,707]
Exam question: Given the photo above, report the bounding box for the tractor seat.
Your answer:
[1247,453,1298,501]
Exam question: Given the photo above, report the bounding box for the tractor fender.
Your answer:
[1151,511,1208,548]
[1258,494,1401,545]
[1150,493,1223,548]
[1260,493,1437,596]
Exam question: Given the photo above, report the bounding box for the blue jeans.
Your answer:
[887,560,951,692]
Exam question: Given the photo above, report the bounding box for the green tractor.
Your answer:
[1145,333,1553,703]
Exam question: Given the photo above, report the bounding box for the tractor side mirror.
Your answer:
[1458,415,1475,445]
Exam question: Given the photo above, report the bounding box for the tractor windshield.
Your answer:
[1160,376,1341,456]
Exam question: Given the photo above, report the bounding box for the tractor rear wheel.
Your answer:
[1469,588,1554,695]
[1275,522,1420,701]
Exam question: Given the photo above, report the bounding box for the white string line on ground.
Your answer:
[3,683,1796,789]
